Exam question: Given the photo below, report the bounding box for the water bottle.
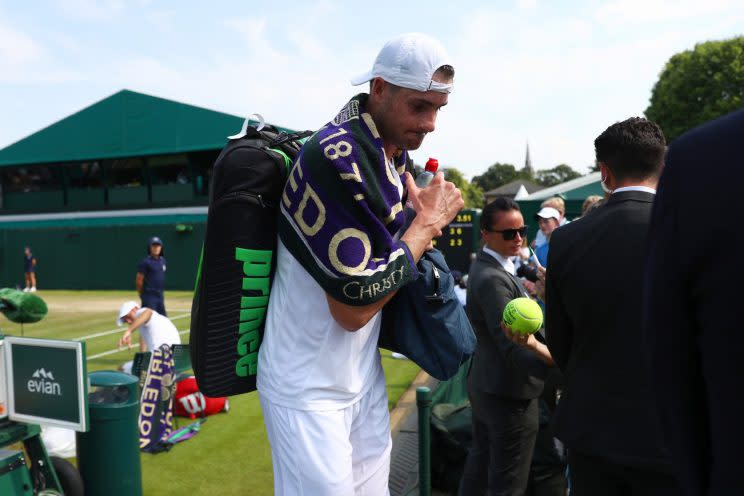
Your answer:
[415,157,439,188]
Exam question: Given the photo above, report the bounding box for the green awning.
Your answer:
[0,89,295,167]
[521,171,603,201]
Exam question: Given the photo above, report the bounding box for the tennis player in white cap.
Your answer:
[116,300,181,374]
[256,32,461,495]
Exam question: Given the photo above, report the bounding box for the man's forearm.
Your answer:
[400,216,439,262]
[326,290,397,332]
[326,215,439,331]
[135,273,144,294]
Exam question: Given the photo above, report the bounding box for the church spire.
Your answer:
[523,141,534,176]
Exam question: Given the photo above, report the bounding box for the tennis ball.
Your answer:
[502,297,543,335]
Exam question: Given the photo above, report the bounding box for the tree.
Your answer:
[535,164,582,187]
[444,167,484,209]
[645,36,744,142]
[472,163,531,192]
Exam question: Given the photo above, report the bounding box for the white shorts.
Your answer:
[259,379,392,496]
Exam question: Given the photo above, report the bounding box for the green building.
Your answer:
[516,171,603,239]
[0,90,294,290]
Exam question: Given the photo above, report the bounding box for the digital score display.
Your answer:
[432,211,478,274]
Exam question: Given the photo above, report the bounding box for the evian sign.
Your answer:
[27,368,62,396]
[4,336,89,432]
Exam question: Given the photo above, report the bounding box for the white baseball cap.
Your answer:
[351,33,454,94]
[117,300,139,326]
[534,207,561,221]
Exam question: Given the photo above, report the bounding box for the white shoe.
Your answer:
[30,287,37,292]
[23,287,29,292]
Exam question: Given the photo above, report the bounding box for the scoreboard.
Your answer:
[431,209,480,274]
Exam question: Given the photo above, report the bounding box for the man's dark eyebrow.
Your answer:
[411,98,448,109]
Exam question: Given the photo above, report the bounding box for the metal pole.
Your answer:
[417,386,432,496]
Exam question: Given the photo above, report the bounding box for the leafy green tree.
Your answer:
[444,167,484,209]
[472,163,531,192]
[645,36,744,142]
[535,164,582,186]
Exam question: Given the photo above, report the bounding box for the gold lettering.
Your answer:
[288,162,299,192]
[294,183,326,236]
[383,202,403,225]
[340,162,363,182]
[362,113,380,138]
[143,387,159,402]
[360,285,374,299]
[319,127,348,144]
[343,281,360,300]
[328,228,371,275]
[324,141,353,160]
[151,357,163,373]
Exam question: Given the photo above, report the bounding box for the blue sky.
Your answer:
[1,0,743,177]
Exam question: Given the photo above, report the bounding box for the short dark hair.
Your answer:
[594,117,666,181]
[481,196,520,231]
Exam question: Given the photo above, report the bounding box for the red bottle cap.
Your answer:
[425,158,439,172]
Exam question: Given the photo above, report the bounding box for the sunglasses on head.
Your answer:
[485,225,528,240]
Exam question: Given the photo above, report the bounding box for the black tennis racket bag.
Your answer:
[190,121,311,397]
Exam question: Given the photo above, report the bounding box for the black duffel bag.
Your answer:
[190,120,310,397]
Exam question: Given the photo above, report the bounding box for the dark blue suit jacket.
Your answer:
[644,108,744,495]
[546,189,673,471]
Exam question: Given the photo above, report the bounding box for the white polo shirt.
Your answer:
[136,308,181,351]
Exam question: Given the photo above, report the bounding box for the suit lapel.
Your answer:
[504,270,529,298]
[478,249,525,297]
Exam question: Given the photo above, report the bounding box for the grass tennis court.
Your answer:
[0,290,421,495]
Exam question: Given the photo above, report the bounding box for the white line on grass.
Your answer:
[86,329,190,360]
[74,313,191,342]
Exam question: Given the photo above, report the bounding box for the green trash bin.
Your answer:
[76,371,142,496]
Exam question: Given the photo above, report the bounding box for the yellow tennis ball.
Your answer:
[502,297,543,335]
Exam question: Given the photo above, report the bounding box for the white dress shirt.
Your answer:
[482,246,516,276]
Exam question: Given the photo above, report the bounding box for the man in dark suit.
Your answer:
[643,108,744,495]
[545,117,680,495]
[459,197,555,496]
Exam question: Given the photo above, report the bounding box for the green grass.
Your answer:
[0,290,421,495]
